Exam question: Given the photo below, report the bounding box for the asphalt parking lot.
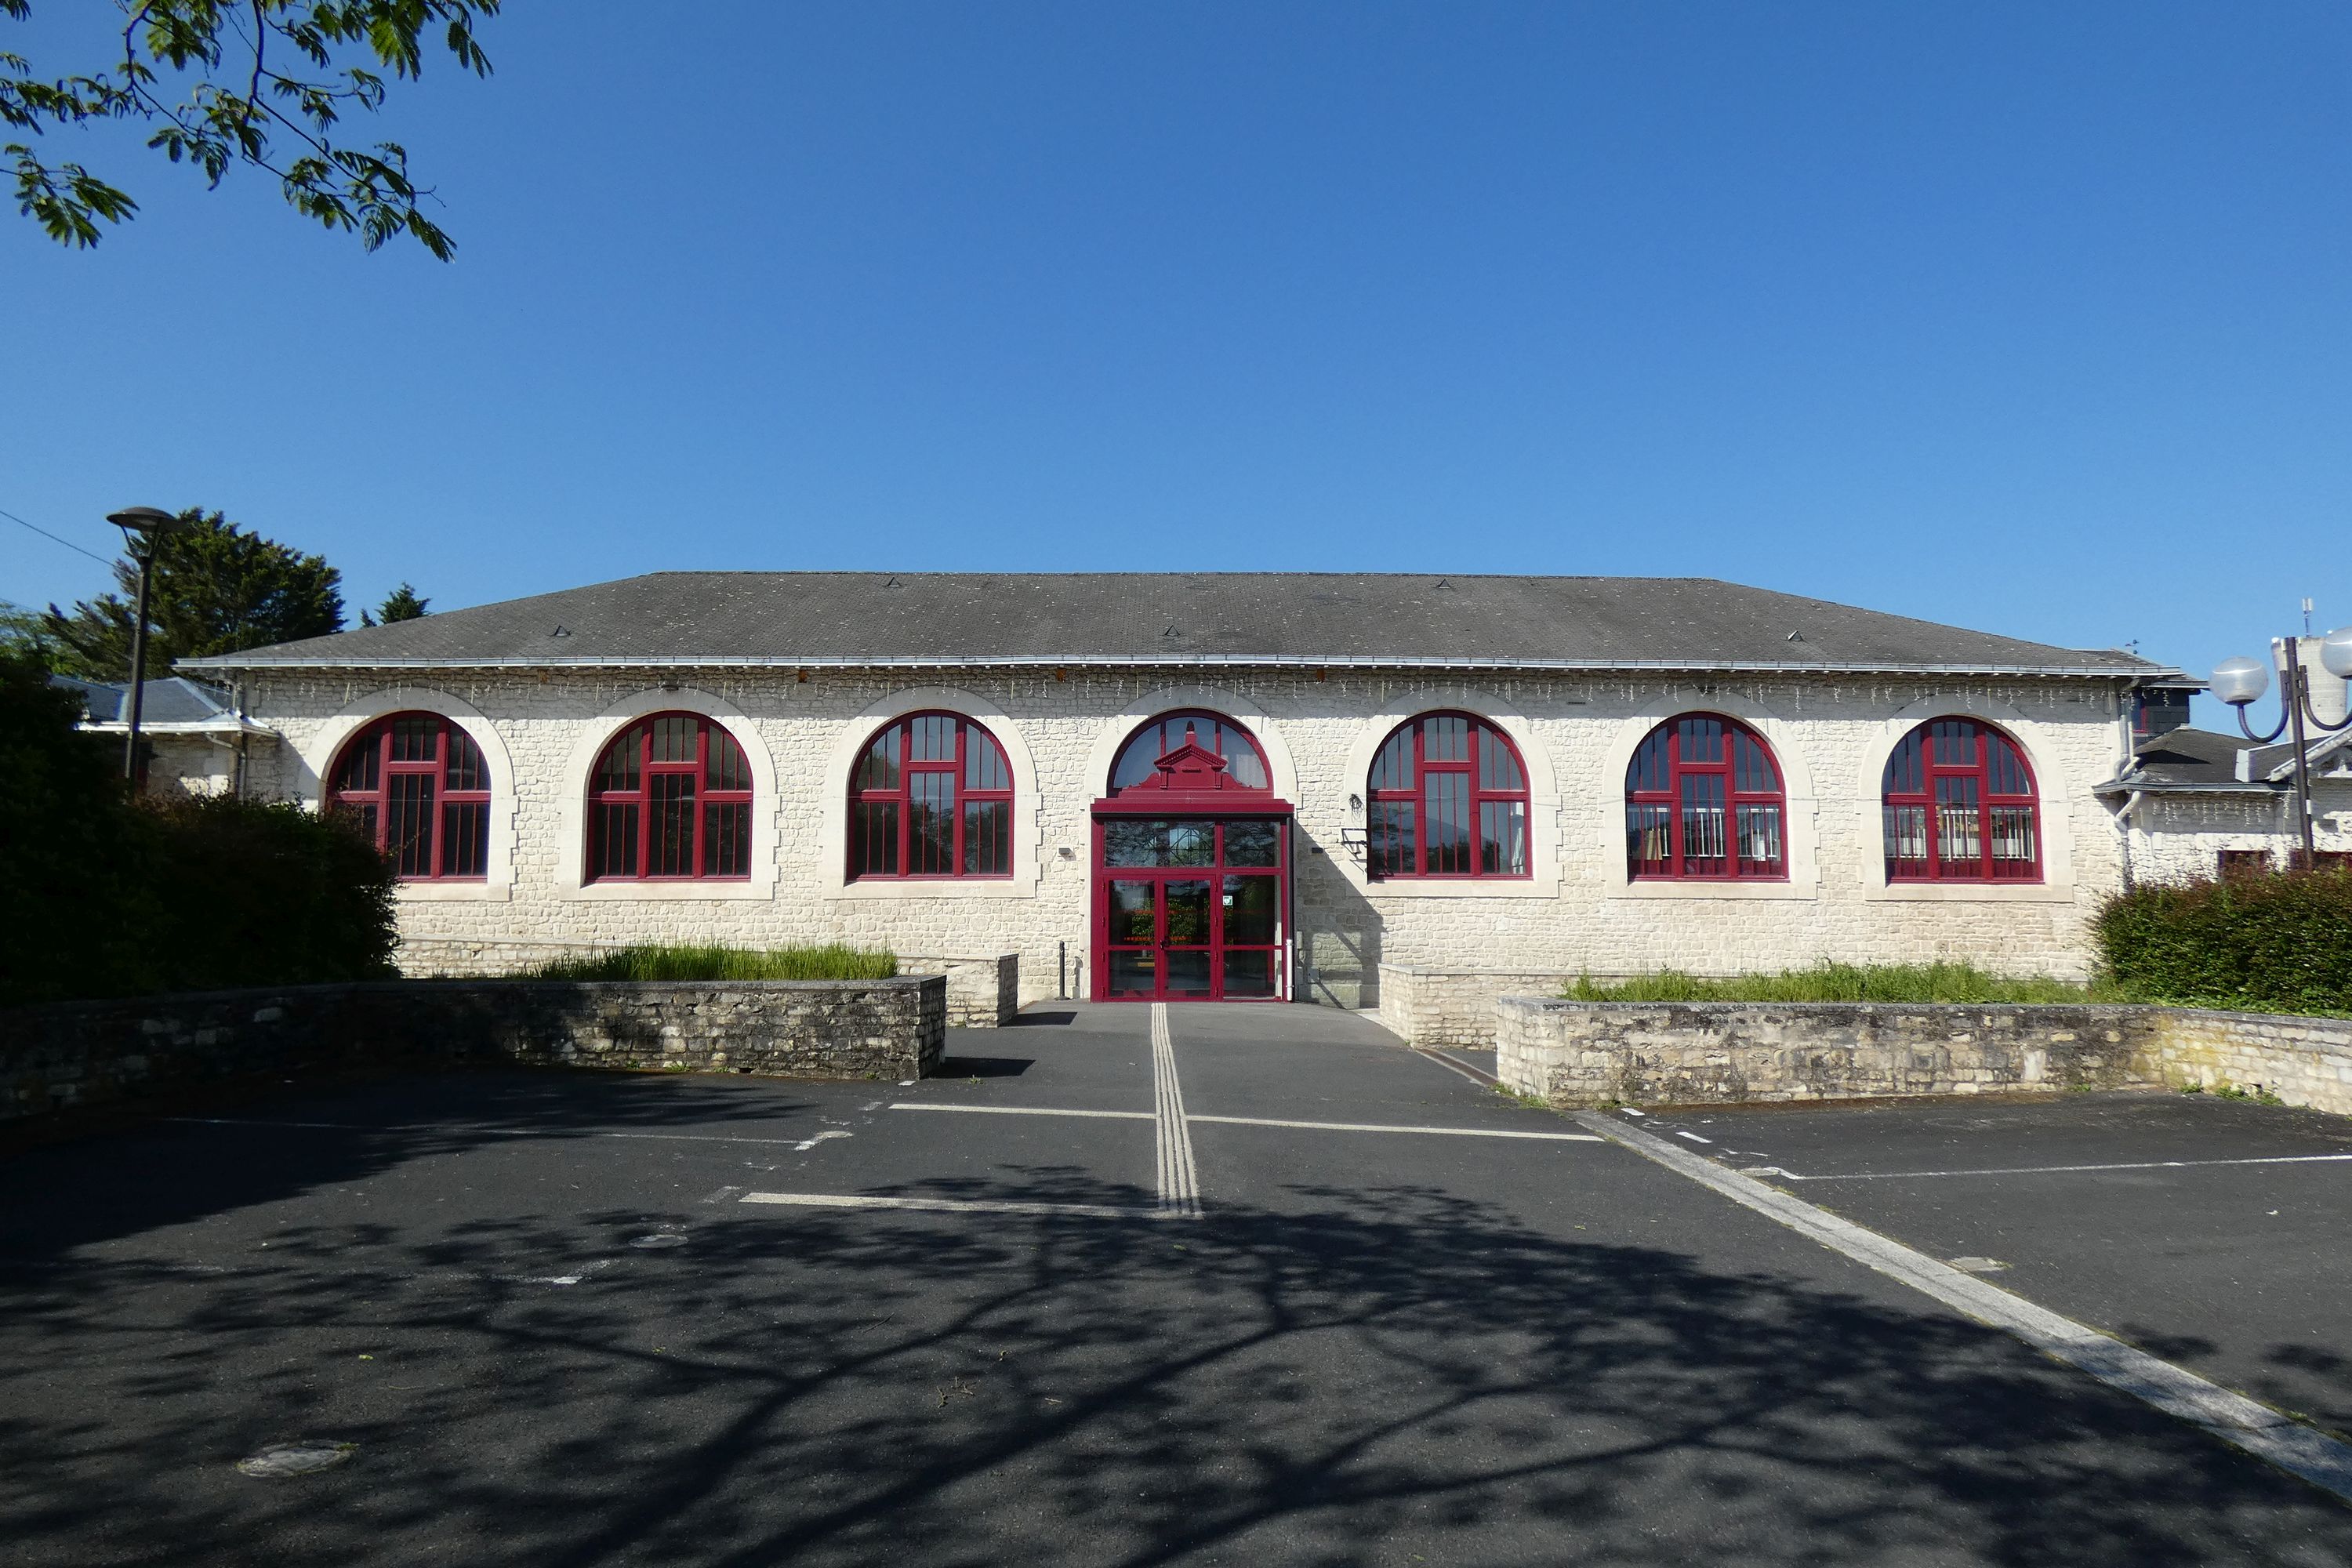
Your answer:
[3,1003,2350,1566]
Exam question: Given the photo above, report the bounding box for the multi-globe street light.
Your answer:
[2211,624,2352,869]
[104,506,180,786]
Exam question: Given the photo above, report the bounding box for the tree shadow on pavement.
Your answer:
[4,1159,2349,1566]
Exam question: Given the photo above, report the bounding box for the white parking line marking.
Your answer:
[1577,1110,2352,1501]
[1152,1004,1203,1218]
[738,1192,1183,1221]
[166,1117,848,1149]
[1760,1152,2352,1182]
[1187,1116,1603,1142]
[887,1103,1154,1120]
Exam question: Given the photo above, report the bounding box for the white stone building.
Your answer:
[182,572,2194,1004]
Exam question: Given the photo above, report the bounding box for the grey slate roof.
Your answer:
[52,674,253,729]
[2099,728,2267,795]
[180,572,2175,679]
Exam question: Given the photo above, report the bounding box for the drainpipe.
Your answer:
[2118,789,2142,893]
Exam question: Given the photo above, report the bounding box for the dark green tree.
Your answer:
[44,507,344,681]
[361,581,429,626]
[3,1,501,258]
[0,599,62,671]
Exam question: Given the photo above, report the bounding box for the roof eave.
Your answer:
[180,652,2174,681]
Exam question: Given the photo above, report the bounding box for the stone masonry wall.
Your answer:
[234,666,2142,994]
[0,976,946,1123]
[1496,998,2151,1106]
[1378,964,1607,1049]
[390,937,1018,1029]
[1494,996,2352,1116]
[2138,1008,2352,1116]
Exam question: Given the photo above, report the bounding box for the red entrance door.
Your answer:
[1094,817,1287,1000]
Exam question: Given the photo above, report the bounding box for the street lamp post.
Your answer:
[105,506,180,786]
[2211,623,2352,869]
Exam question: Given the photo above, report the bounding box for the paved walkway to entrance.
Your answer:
[3,1002,2349,1565]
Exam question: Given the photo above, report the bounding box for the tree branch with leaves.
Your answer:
[3,1,501,257]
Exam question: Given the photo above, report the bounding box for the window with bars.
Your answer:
[1366,713,1530,880]
[848,711,1014,880]
[1881,717,2041,882]
[328,713,492,881]
[586,713,755,881]
[1624,713,1787,880]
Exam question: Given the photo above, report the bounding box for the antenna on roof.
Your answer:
[2304,597,2315,635]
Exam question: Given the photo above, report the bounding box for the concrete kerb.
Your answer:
[1494,997,2352,1116]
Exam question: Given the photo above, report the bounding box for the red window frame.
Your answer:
[849,711,1015,880]
[586,713,755,882]
[1625,713,1788,881]
[1882,718,2042,883]
[1108,710,1272,794]
[1366,712,1530,880]
[328,712,491,882]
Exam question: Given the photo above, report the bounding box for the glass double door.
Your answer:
[1098,817,1287,1001]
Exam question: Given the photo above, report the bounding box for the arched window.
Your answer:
[329,713,491,880]
[587,713,753,881]
[1367,713,1529,879]
[1625,714,1786,880]
[850,713,1014,878]
[1109,710,1270,793]
[1882,717,2040,882]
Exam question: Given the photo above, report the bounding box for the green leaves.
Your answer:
[3,1,503,256]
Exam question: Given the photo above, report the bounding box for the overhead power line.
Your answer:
[0,504,118,567]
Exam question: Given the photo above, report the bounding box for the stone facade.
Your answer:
[0,976,946,1122]
[223,666,2143,996]
[1494,996,2352,1116]
[2121,782,2352,885]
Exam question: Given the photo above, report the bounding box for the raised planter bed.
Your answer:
[0,975,947,1123]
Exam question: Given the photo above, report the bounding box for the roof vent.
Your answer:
[1163,622,1181,638]
[884,575,902,587]
[1786,630,1805,642]
[1433,577,1454,590]
[550,624,571,638]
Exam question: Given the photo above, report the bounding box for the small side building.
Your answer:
[50,675,275,797]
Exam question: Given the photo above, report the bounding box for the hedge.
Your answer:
[0,653,397,1007]
[2094,869,2352,1014]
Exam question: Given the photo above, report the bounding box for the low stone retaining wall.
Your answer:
[396,936,1018,1027]
[898,955,1020,1027]
[2143,1008,2352,1116]
[0,976,946,1123]
[1494,997,2352,1116]
[1377,964,1595,1048]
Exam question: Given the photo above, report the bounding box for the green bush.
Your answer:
[523,944,898,982]
[0,652,397,1007]
[1563,961,2105,1004]
[139,793,398,992]
[2095,870,2352,1014]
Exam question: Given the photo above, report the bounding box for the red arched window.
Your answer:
[1882,717,2040,882]
[1367,713,1529,879]
[1109,710,1270,793]
[587,713,754,881]
[329,713,491,880]
[851,713,1014,878]
[1626,714,1786,880]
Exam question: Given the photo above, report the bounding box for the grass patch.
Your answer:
[1562,961,2116,1005]
[521,944,898,982]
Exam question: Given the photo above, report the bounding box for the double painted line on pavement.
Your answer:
[1152,1003,1203,1218]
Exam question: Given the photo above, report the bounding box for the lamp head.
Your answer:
[2321,625,2352,682]
[106,506,179,554]
[2211,655,2270,707]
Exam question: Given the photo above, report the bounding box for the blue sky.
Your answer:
[3,2,2346,713]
